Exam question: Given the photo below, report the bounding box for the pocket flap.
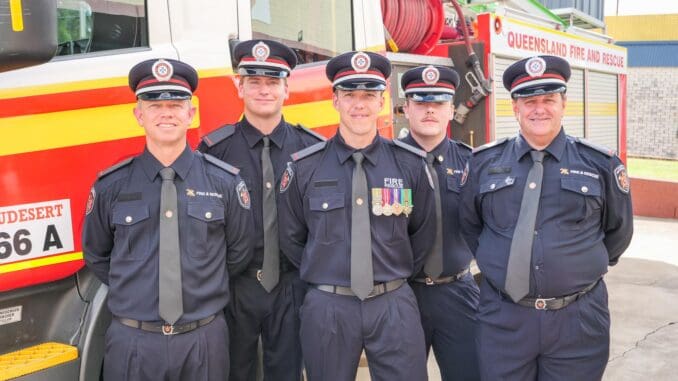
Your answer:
[309,194,345,212]
[112,205,150,225]
[480,177,516,194]
[560,178,601,197]
[188,202,225,222]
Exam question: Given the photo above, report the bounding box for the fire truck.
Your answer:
[0,0,626,379]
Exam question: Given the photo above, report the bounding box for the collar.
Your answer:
[240,116,287,149]
[333,132,381,166]
[401,134,449,164]
[140,144,194,181]
[515,127,566,162]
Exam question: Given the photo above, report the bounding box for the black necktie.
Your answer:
[505,150,545,302]
[423,153,443,279]
[260,136,279,292]
[350,152,373,300]
[158,167,183,324]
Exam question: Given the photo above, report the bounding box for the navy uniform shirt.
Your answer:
[83,145,254,323]
[278,133,437,286]
[460,128,633,297]
[197,117,324,270]
[402,134,474,277]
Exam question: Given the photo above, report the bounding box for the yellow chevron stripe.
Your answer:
[494,100,616,117]
[0,68,232,100]
[10,0,24,31]
[0,252,83,275]
[0,98,201,156]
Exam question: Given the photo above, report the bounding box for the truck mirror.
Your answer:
[0,0,57,73]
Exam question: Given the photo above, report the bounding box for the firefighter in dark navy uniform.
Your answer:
[459,55,633,381]
[82,58,254,380]
[197,39,324,381]
[399,65,480,381]
[278,51,436,381]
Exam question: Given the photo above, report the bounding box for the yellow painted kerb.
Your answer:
[10,0,24,31]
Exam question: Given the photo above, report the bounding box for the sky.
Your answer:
[604,0,678,16]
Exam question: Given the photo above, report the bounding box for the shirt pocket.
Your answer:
[308,193,346,245]
[558,177,602,231]
[479,177,520,232]
[187,202,225,258]
[112,205,151,261]
[446,176,461,194]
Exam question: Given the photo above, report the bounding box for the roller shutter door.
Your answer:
[586,71,618,152]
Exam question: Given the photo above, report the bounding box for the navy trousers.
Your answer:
[103,313,228,381]
[300,282,427,381]
[226,271,305,381]
[477,278,610,381]
[411,272,480,381]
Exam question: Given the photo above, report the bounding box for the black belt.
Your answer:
[510,280,600,311]
[413,268,470,286]
[115,314,216,335]
[312,279,405,299]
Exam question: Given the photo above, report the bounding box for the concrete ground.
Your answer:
[356,216,678,380]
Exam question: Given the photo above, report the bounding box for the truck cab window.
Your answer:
[250,0,353,64]
[56,0,147,57]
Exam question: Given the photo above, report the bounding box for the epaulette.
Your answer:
[201,124,236,147]
[97,157,133,179]
[454,139,473,151]
[472,137,508,154]
[571,137,615,157]
[203,153,240,175]
[393,139,426,158]
[295,123,327,142]
[291,141,327,161]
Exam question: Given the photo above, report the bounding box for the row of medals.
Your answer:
[372,188,412,217]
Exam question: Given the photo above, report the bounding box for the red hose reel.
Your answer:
[381,0,445,54]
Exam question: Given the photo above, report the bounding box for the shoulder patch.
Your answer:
[236,180,251,209]
[571,137,615,157]
[204,153,240,175]
[614,164,630,193]
[472,137,509,154]
[292,141,327,161]
[454,140,473,151]
[202,124,236,147]
[393,139,426,158]
[279,162,294,193]
[97,157,133,179]
[295,123,327,142]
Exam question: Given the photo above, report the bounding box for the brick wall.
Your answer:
[626,67,678,159]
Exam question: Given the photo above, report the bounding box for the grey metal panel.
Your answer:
[539,0,604,21]
[617,41,678,67]
[564,68,584,138]
[586,71,619,151]
[493,56,519,140]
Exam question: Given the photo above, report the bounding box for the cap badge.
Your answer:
[351,52,371,73]
[152,59,174,82]
[252,41,270,62]
[422,65,440,85]
[525,56,546,78]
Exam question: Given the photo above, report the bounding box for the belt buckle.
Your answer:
[534,298,551,310]
[256,269,263,282]
[162,323,177,335]
[425,276,434,286]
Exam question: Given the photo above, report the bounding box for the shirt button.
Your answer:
[437,155,444,163]
[266,182,272,189]
[535,265,540,270]
[581,186,589,193]
[125,216,133,223]
[165,210,173,218]
[322,202,328,210]
[356,198,364,206]
[205,212,212,219]
[529,182,537,189]
[490,183,496,190]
